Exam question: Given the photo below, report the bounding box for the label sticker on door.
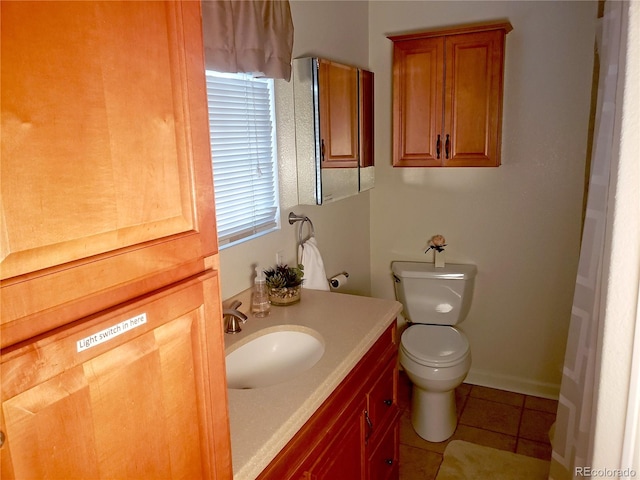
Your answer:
[77,313,147,352]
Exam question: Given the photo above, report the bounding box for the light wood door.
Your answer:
[0,271,231,480]
[0,1,217,348]
[392,37,444,167]
[318,60,359,168]
[443,30,506,166]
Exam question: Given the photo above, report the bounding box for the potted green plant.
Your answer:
[264,264,304,306]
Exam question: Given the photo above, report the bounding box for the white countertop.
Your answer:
[224,289,402,480]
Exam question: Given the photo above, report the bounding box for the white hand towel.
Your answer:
[298,237,330,291]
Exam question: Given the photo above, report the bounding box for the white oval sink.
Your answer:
[225,328,325,389]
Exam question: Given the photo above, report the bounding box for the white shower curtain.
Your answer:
[550,1,640,478]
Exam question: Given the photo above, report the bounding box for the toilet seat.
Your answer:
[401,325,469,368]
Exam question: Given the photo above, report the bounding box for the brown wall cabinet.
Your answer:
[1,2,231,478]
[390,22,512,167]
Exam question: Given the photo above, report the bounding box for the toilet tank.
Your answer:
[392,261,477,325]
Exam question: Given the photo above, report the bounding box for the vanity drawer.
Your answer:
[368,418,399,480]
[367,358,398,430]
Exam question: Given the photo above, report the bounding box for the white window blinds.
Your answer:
[205,71,279,248]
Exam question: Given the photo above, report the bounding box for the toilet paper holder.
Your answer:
[329,272,349,288]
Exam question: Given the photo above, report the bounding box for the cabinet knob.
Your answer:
[383,399,393,406]
[436,134,441,159]
[385,458,394,465]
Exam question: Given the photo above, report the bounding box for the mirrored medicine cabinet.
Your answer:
[292,57,374,205]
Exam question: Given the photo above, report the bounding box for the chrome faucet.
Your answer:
[223,300,247,334]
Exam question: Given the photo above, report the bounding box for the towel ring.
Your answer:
[298,219,315,246]
[288,212,315,247]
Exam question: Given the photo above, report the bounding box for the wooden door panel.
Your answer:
[367,359,398,430]
[2,367,100,480]
[319,60,359,168]
[0,1,216,347]
[392,38,444,167]
[1,271,230,480]
[306,401,365,480]
[368,420,399,480]
[444,30,505,166]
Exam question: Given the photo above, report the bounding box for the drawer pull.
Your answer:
[0,430,5,448]
[445,134,450,159]
[365,410,373,441]
[383,399,393,406]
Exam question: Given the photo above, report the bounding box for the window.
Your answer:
[205,71,280,248]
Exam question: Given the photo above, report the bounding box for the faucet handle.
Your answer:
[225,315,242,334]
[223,301,247,334]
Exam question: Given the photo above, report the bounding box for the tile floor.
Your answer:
[398,372,558,479]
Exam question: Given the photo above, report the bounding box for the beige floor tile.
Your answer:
[455,386,470,419]
[524,395,559,414]
[399,444,442,480]
[470,385,525,407]
[459,396,522,436]
[516,437,553,460]
[451,424,517,453]
[457,383,472,397]
[519,408,556,444]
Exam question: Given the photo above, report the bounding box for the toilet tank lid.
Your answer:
[392,261,477,280]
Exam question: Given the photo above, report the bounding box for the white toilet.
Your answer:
[392,261,477,442]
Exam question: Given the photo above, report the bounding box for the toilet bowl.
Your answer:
[392,261,477,442]
[400,324,471,442]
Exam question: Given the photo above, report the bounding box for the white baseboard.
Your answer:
[464,368,560,400]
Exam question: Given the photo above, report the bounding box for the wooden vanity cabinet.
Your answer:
[1,2,231,478]
[257,321,400,480]
[390,22,512,167]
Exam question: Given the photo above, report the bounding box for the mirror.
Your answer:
[292,57,374,205]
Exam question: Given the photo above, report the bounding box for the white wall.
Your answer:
[218,1,372,300]
[368,1,597,398]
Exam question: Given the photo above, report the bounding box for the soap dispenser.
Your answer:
[251,267,270,317]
